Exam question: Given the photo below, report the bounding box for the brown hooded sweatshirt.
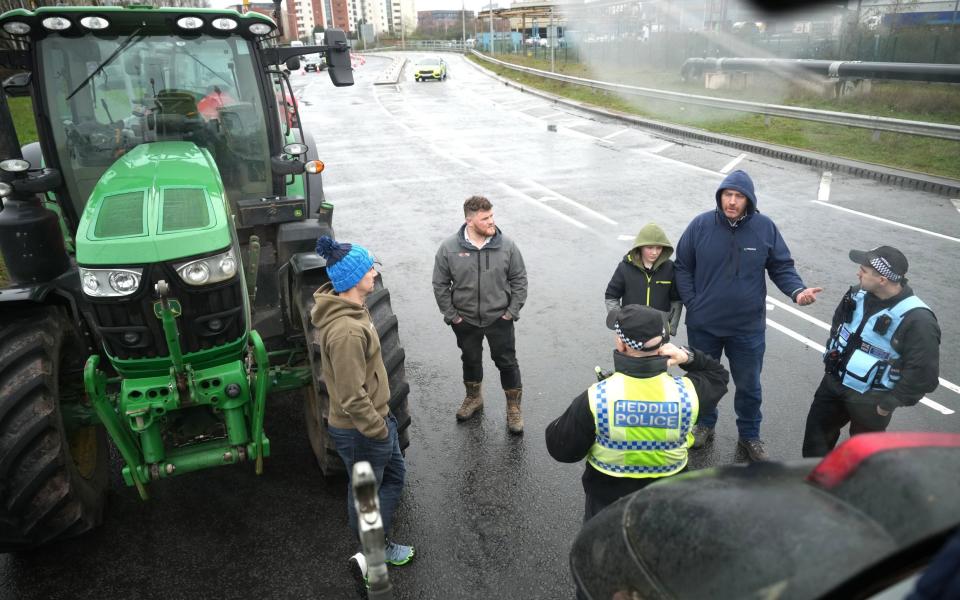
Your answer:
[310,282,390,439]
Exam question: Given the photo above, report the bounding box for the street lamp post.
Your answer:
[489,3,494,55]
[461,0,466,51]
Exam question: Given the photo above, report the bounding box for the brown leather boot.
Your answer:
[456,381,483,421]
[505,388,523,435]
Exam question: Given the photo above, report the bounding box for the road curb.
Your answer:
[372,55,406,86]
[465,57,960,197]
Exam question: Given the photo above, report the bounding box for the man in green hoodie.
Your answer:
[311,236,415,581]
[605,222,683,335]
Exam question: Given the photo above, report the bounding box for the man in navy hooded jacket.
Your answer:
[674,170,822,461]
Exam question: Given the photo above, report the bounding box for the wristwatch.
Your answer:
[681,346,694,365]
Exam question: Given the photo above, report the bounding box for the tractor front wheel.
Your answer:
[0,307,109,552]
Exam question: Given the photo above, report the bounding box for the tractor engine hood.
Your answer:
[76,142,232,266]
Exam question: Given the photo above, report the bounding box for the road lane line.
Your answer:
[603,129,629,140]
[817,171,832,202]
[952,199,960,213]
[812,201,960,244]
[524,179,619,225]
[618,234,634,241]
[766,318,954,415]
[719,153,747,174]
[498,183,590,230]
[768,295,959,398]
[649,142,674,153]
[767,296,830,331]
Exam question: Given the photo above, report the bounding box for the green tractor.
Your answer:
[0,6,411,550]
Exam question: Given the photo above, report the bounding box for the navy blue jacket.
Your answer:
[674,170,806,336]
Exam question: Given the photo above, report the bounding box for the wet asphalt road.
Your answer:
[2,53,958,600]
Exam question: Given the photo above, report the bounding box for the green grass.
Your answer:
[470,54,960,179]
[1,98,37,287]
[10,96,38,145]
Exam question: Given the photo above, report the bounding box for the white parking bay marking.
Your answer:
[524,179,618,225]
[766,319,954,415]
[812,201,960,244]
[602,129,629,140]
[498,183,589,230]
[719,153,747,174]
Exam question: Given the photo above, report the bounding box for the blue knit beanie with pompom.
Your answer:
[316,235,374,292]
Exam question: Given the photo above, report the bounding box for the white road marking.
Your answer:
[812,201,960,244]
[719,153,747,174]
[540,111,566,120]
[767,296,830,331]
[766,318,954,415]
[524,179,618,225]
[648,142,674,154]
[602,128,630,140]
[817,171,832,202]
[617,234,634,241]
[952,199,960,213]
[498,183,589,230]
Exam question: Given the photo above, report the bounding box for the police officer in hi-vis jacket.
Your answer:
[802,246,941,457]
[545,305,729,522]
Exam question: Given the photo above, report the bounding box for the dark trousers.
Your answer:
[687,327,766,440]
[802,374,894,457]
[328,414,406,538]
[452,318,521,389]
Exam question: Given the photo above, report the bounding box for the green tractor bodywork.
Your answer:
[0,5,411,549]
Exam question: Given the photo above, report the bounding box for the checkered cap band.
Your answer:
[615,322,656,351]
[870,256,902,282]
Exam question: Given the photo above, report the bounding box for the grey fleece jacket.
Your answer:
[432,224,528,327]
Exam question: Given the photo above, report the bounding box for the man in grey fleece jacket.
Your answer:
[432,195,528,434]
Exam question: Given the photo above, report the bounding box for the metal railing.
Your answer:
[470,50,960,142]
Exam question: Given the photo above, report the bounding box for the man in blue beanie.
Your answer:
[674,170,823,461]
[310,235,414,583]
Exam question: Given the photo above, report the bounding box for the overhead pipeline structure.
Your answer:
[680,58,960,84]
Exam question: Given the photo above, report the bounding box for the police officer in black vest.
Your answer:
[802,246,941,457]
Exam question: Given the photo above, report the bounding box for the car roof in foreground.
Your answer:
[571,433,960,599]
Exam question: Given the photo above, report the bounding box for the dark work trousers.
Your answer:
[452,317,521,389]
[801,374,894,457]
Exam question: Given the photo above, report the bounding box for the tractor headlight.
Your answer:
[42,17,72,31]
[2,21,31,35]
[79,267,143,297]
[80,16,110,31]
[211,18,238,31]
[174,249,238,286]
[249,23,273,35]
[176,16,204,30]
[0,159,30,173]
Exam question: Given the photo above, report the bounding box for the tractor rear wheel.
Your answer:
[0,307,109,551]
[302,276,412,477]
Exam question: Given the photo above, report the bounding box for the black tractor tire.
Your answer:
[300,275,412,477]
[0,307,109,552]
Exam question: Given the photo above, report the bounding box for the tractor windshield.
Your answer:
[39,33,272,214]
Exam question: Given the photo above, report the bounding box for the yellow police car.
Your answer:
[414,57,447,82]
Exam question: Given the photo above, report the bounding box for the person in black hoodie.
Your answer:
[604,222,683,335]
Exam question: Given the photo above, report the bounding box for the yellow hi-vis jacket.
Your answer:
[586,371,699,478]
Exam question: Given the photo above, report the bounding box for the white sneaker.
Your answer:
[348,552,368,590]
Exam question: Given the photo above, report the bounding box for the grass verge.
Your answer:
[1,97,37,287]
[469,54,960,180]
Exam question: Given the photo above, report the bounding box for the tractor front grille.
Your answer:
[89,262,245,360]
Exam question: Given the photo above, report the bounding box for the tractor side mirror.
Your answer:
[2,72,31,98]
[285,57,301,71]
[324,29,354,87]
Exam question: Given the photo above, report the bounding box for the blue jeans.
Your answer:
[686,328,765,440]
[328,414,406,538]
